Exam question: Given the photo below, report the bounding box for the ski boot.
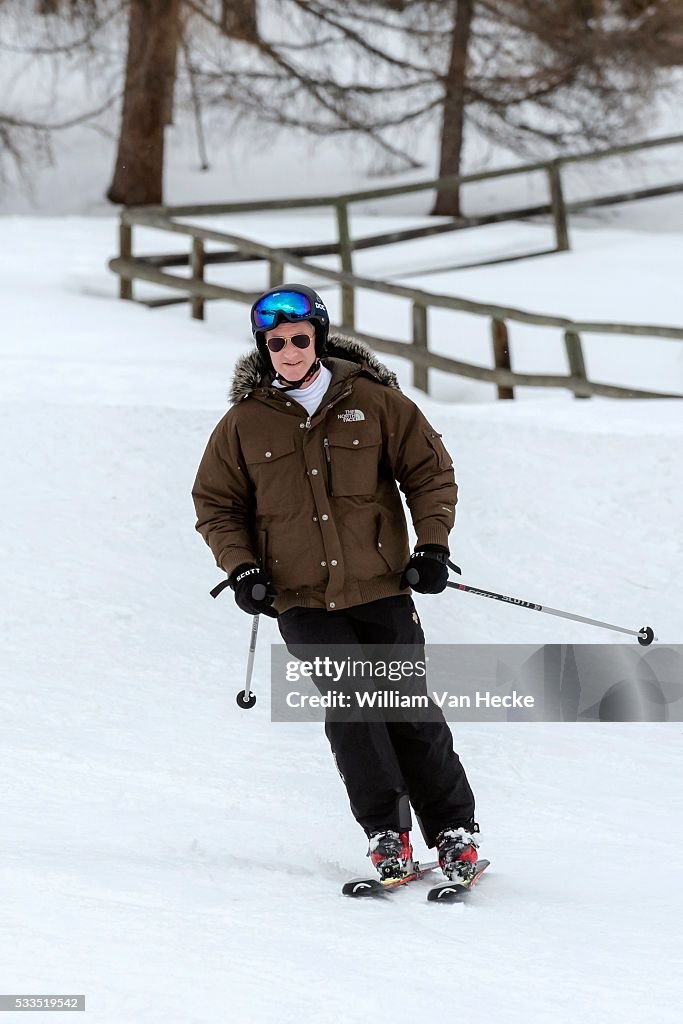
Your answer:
[368,829,414,881]
[436,825,480,883]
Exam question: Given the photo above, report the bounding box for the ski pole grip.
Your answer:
[406,567,420,586]
[251,583,267,601]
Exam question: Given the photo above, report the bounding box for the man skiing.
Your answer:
[192,284,479,883]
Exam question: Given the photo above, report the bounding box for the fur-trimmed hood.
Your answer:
[228,333,401,405]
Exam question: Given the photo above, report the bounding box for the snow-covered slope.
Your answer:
[1,216,682,1023]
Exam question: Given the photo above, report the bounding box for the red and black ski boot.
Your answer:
[368,829,414,881]
[436,826,480,883]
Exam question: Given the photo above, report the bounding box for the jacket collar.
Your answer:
[228,333,401,405]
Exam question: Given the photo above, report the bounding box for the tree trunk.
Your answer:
[220,0,258,42]
[431,0,475,217]
[107,0,181,206]
[162,12,181,128]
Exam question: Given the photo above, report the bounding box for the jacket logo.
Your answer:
[337,409,365,423]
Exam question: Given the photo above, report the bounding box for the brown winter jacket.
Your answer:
[192,335,457,614]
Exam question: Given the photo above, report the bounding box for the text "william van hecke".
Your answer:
[285,690,535,709]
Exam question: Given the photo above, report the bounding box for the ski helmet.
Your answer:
[250,284,330,369]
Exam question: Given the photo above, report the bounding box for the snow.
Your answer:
[1,195,683,1018]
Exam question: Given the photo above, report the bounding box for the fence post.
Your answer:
[547,161,570,252]
[119,220,133,300]
[335,200,356,328]
[412,302,429,394]
[269,259,284,289]
[491,318,514,399]
[190,237,205,320]
[564,330,591,398]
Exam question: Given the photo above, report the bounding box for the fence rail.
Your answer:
[110,133,683,400]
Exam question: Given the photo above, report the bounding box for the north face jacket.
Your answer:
[192,335,457,614]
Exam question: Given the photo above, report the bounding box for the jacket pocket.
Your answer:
[424,429,452,471]
[326,425,381,497]
[261,523,326,591]
[241,436,298,512]
[376,513,409,573]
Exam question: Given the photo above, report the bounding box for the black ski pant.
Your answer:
[277,595,476,847]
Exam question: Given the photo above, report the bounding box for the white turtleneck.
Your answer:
[273,365,332,417]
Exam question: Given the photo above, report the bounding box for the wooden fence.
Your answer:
[109,133,683,400]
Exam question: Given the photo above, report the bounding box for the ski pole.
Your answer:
[210,578,268,708]
[405,562,656,645]
[236,606,262,709]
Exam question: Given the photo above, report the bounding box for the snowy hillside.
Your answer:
[1,209,682,1022]
[1,1,682,1013]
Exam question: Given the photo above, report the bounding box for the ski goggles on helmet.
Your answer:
[252,289,314,330]
[265,333,313,353]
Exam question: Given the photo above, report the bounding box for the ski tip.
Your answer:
[427,860,491,903]
[427,882,465,902]
[342,878,385,897]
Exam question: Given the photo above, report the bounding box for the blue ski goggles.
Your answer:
[252,289,313,330]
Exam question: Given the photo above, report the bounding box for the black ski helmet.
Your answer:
[250,283,330,369]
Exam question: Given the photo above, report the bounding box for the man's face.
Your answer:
[264,320,317,380]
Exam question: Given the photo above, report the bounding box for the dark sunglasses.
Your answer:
[265,333,313,353]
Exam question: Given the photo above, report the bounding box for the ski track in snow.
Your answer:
[1,214,682,1023]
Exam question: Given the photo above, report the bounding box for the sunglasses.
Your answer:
[266,333,313,353]
[253,289,313,329]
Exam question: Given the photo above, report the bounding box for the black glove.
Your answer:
[229,563,278,617]
[400,545,449,594]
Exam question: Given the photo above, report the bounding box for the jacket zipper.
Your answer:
[323,437,333,495]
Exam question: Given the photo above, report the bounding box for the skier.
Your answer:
[192,284,479,882]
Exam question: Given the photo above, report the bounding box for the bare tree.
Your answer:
[617,0,683,65]
[0,0,260,202]
[2,0,681,207]
[0,0,124,186]
[106,0,182,205]
[180,0,679,215]
[36,0,100,17]
[432,0,474,215]
[105,0,261,203]
[329,0,679,214]
[0,115,50,182]
[183,0,441,170]
[219,0,257,42]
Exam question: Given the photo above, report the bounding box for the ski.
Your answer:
[342,860,440,898]
[426,858,490,903]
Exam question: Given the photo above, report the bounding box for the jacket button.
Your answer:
[321,561,327,567]
[311,468,318,475]
[329,602,336,608]
[353,439,359,445]
[378,542,382,548]
[321,514,328,521]
[331,559,338,566]
[299,423,305,428]
[313,516,318,522]
[286,401,292,407]
[265,451,272,458]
